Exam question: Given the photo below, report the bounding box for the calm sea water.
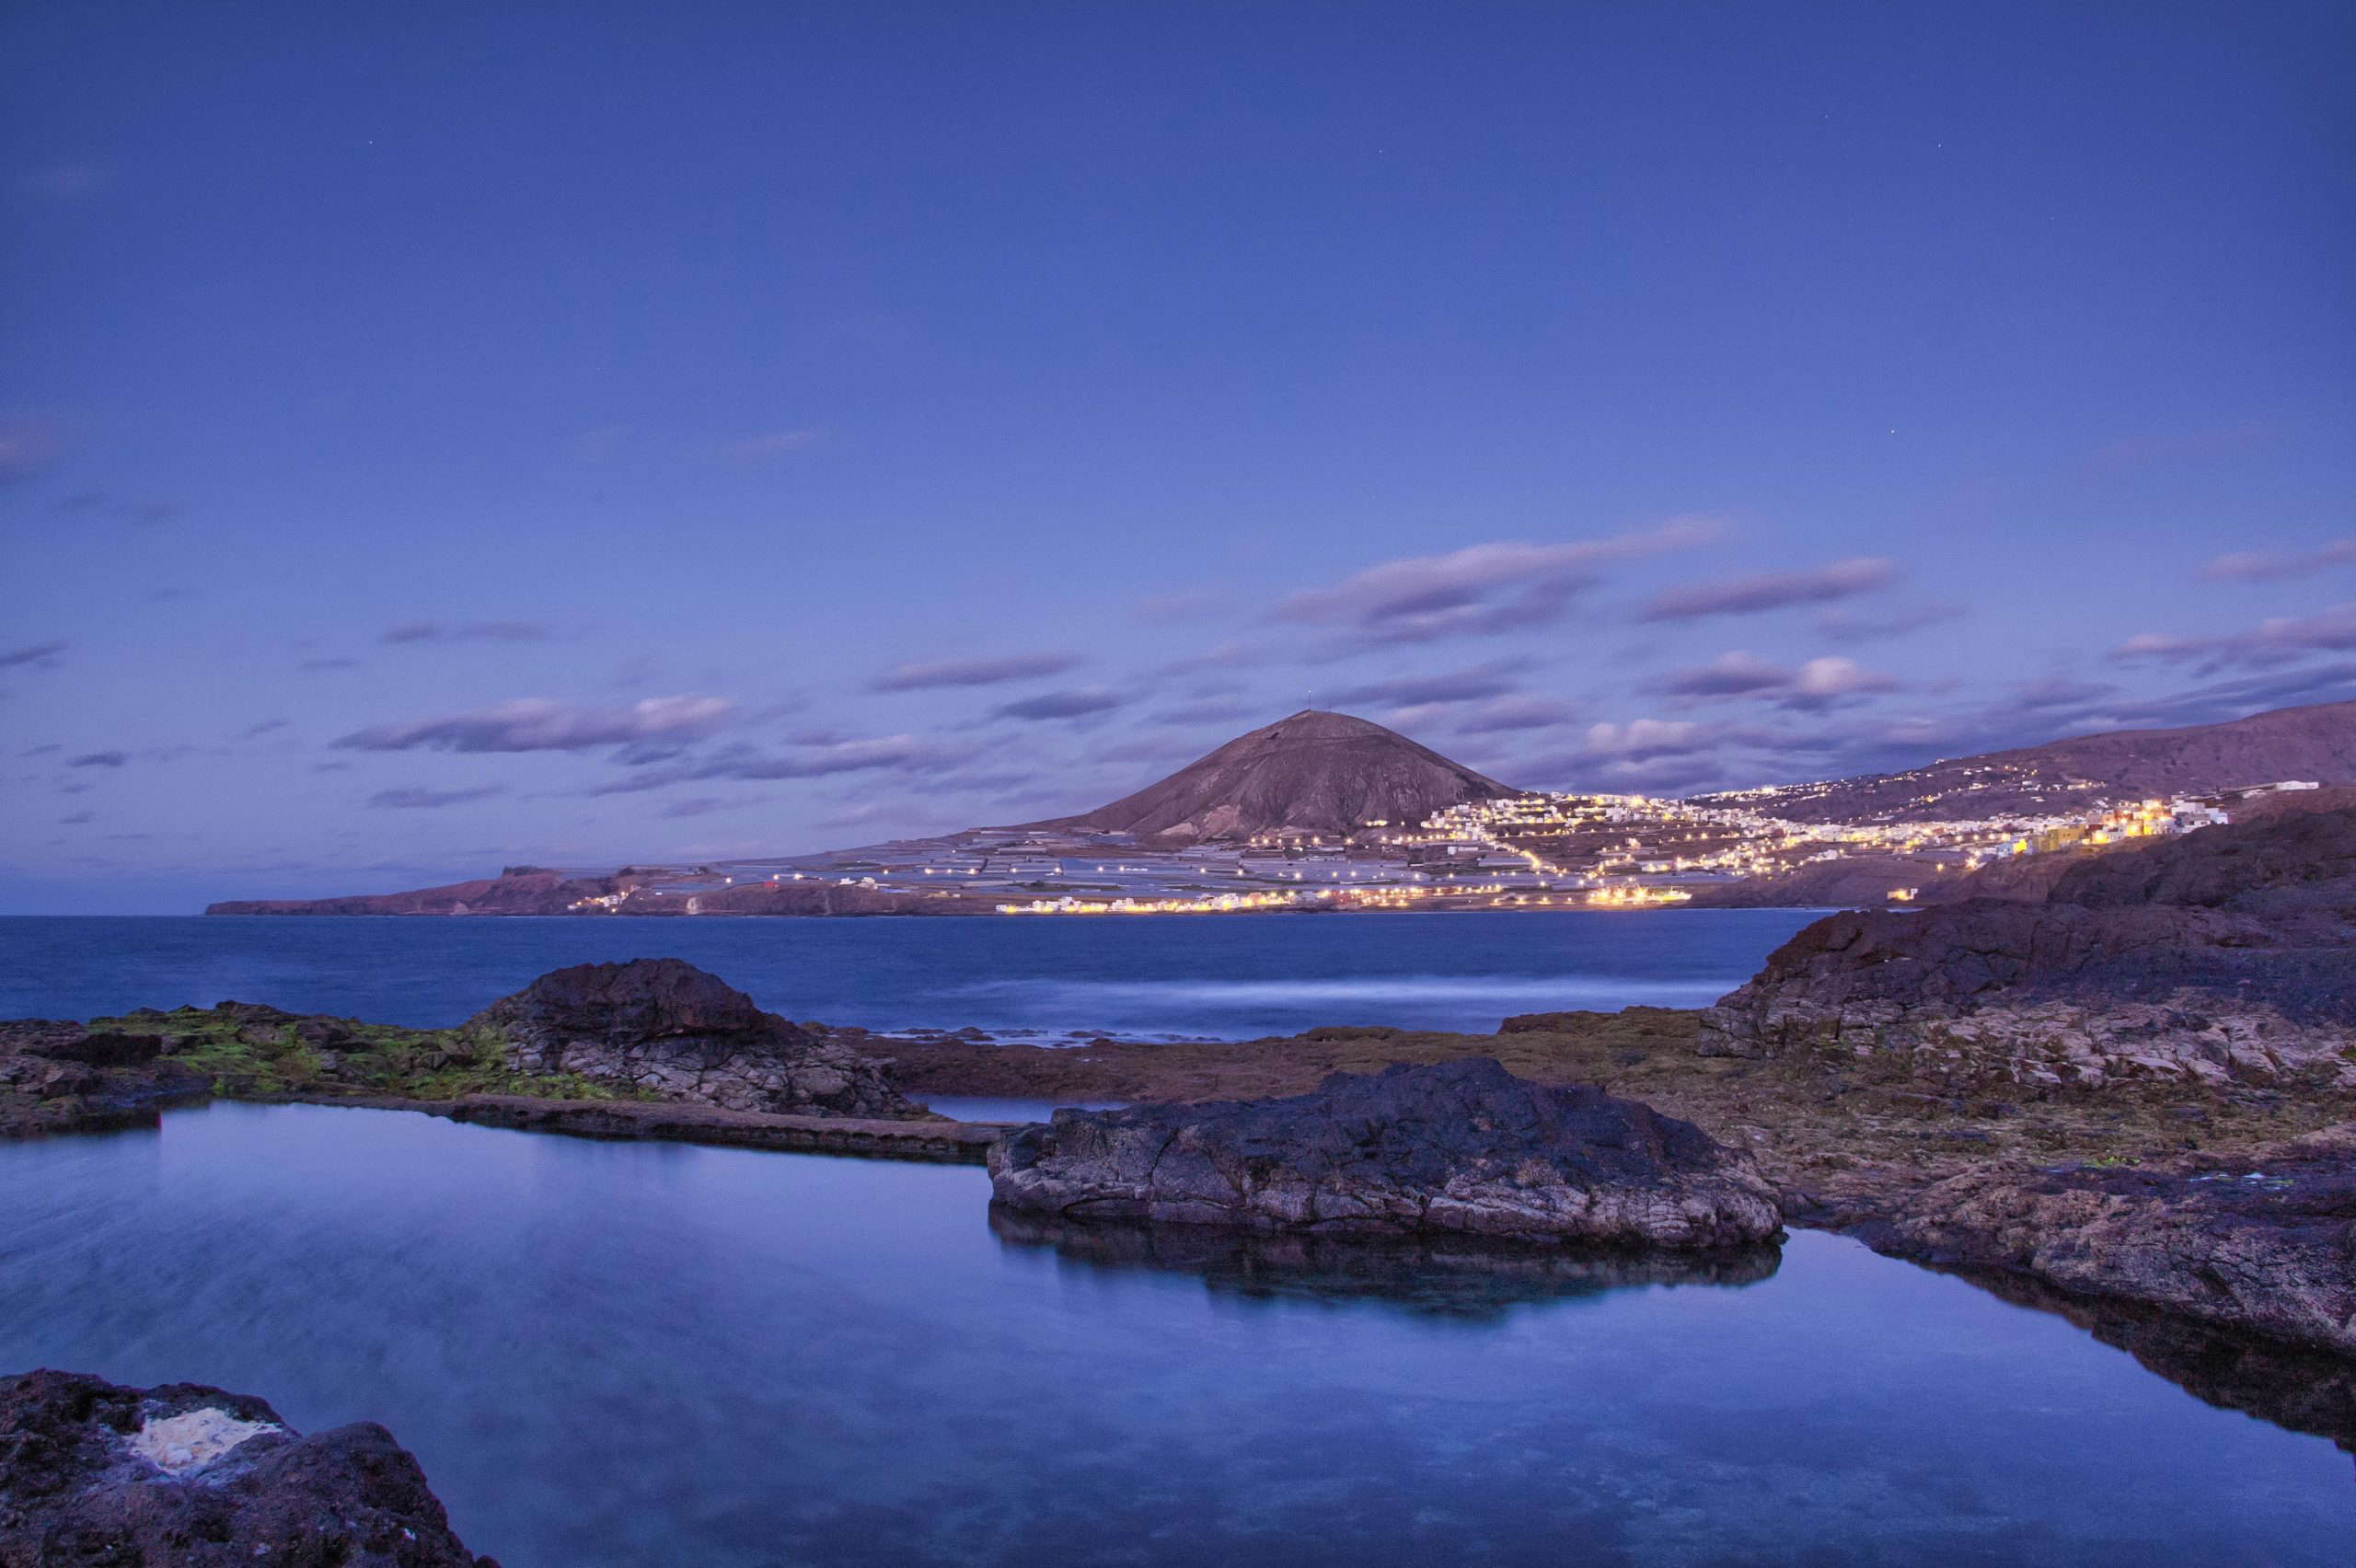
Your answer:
[2,1103,2348,1567]
[0,910,1819,1037]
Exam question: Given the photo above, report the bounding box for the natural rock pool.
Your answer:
[3,1101,2348,1565]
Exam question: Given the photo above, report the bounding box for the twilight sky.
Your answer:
[5,1,2352,913]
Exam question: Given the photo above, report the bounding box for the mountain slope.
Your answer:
[1046,709,1518,842]
[1700,700,2356,824]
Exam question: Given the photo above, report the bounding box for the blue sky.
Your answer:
[5,0,2352,912]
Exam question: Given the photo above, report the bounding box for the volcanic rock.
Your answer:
[0,1022,208,1138]
[987,1058,1782,1249]
[205,865,618,917]
[0,1368,491,1566]
[1695,808,2356,1090]
[466,958,923,1118]
[1850,1126,2356,1358]
[1042,709,1517,843]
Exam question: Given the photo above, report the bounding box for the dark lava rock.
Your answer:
[987,1058,1782,1249]
[989,1205,1781,1318]
[467,958,922,1118]
[1850,1126,2356,1358]
[0,1368,492,1566]
[1696,808,2356,1090]
[0,1023,209,1139]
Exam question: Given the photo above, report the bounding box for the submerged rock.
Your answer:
[987,1059,1782,1250]
[467,958,923,1118]
[0,1368,491,1566]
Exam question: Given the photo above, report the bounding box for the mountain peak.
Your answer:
[1047,709,1517,843]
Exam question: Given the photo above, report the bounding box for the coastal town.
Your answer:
[560,780,2290,917]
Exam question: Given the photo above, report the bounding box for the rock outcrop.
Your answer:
[1847,1126,2356,1358]
[987,1058,1782,1249]
[466,959,923,1118]
[0,1023,208,1137]
[1695,807,2356,1090]
[0,1369,491,1566]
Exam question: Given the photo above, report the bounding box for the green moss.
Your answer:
[86,1007,656,1105]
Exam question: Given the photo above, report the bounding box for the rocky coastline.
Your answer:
[0,1369,491,1566]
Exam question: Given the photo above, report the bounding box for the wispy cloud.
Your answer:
[366,785,507,810]
[584,733,972,794]
[720,428,824,463]
[68,751,129,767]
[1813,603,1963,641]
[1651,651,1900,710]
[334,696,734,753]
[0,640,66,670]
[1327,662,1524,709]
[869,651,1082,692]
[1276,517,1721,645]
[992,686,1124,721]
[380,620,550,645]
[2200,541,2356,582]
[17,161,111,200]
[1640,557,1897,622]
[2113,605,2356,672]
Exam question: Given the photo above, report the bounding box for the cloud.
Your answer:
[1640,557,1897,622]
[1150,698,1255,727]
[1813,603,1964,641]
[2112,605,2356,673]
[0,419,60,484]
[1576,719,1711,760]
[1276,516,1720,645]
[0,640,65,670]
[366,785,508,810]
[659,797,741,819]
[1327,662,1524,709]
[235,719,291,742]
[869,651,1082,692]
[57,811,93,825]
[1450,696,1576,734]
[1652,651,1789,698]
[334,696,735,753]
[55,492,181,525]
[380,620,550,645]
[300,657,364,671]
[68,751,128,767]
[720,429,823,463]
[1651,651,1900,710]
[2200,541,2356,582]
[992,687,1124,721]
[1132,589,1224,624]
[585,734,971,794]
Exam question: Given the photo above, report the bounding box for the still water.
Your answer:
[2,1102,2349,1567]
[0,910,1819,1038]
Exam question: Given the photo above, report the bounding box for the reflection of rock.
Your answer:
[0,1020,208,1138]
[990,1205,1781,1316]
[0,1368,491,1565]
[988,1059,1783,1249]
[1852,1126,2356,1357]
[468,958,922,1118]
[1945,1266,2356,1456]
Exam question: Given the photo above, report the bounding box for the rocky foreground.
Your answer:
[0,1369,491,1566]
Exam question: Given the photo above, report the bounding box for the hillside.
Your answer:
[1696,700,2356,824]
[1044,709,1519,842]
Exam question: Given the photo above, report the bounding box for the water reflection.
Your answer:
[1947,1265,2356,1458]
[988,1205,1782,1318]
